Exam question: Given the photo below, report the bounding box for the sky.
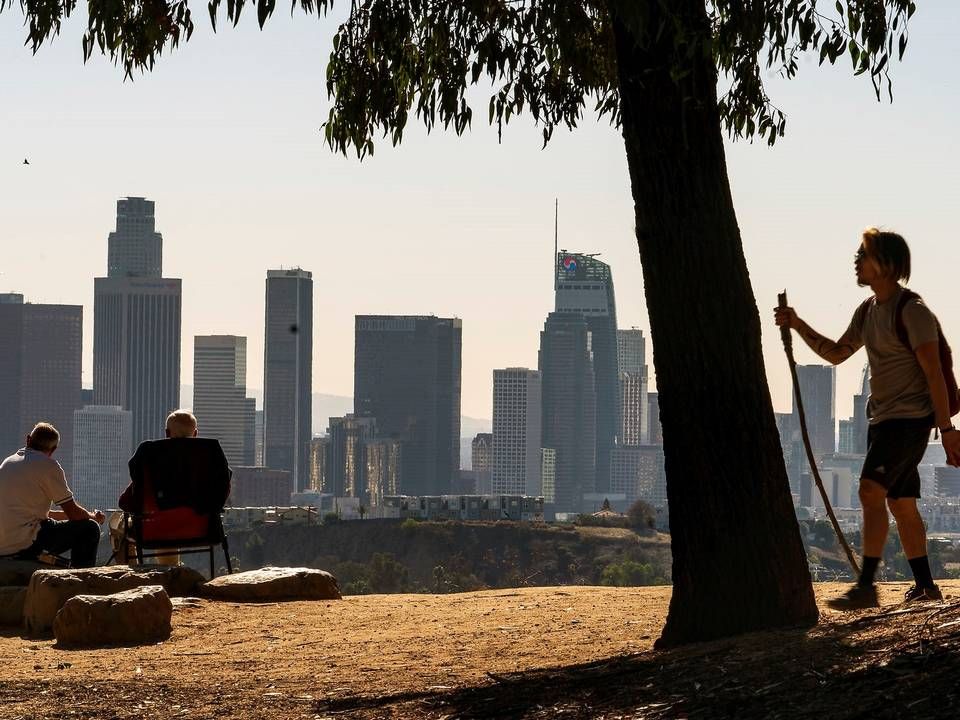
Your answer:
[2,3,958,425]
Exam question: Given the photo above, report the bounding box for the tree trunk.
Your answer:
[609,1,819,645]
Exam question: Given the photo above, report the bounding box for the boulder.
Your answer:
[0,586,27,626]
[53,585,172,647]
[200,566,341,602]
[0,558,47,587]
[23,565,204,636]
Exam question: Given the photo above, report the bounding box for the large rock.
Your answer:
[53,585,172,647]
[200,566,341,602]
[23,565,204,636]
[0,559,47,587]
[0,586,27,626]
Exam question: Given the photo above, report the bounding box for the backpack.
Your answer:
[889,290,960,418]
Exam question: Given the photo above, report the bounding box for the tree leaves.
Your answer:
[0,0,918,150]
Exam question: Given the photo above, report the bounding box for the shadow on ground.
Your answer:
[319,601,960,719]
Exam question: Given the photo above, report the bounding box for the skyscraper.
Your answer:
[792,364,836,458]
[852,363,870,454]
[539,312,596,512]
[555,252,618,492]
[263,268,313,492]
[72,405,132,511]
[647,392,663,445]
[107,197,162,278]
[472,433,493,494]
[326,414,377,499]
[617,328,649,445]
[193,335,256,467]
[93,197,181,448]
[354,315,462,496]
[0,298,82,475]
[492,368,542,496]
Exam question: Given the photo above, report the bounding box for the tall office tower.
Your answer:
[354,315,462,496]
[838,419,856,455]
[107,197,162,278]
[539,312,596,512]
[364,437,403,506]
[852,364,870,454]
[617,328,649,445]
[472,433,493,495]
[491,368,542,496]
[255,410,264,466]
[309,436,330,491]
[230,467,292,507]
[327,414,377,499]
[555,252,618,492]
[0,298,82,475]
[540,448,557,504]
[193,335,256,467]
[263,268,313,492]
[791,364,836,458]
[71,406,132,511]
[647,392,663,445]
[610,445,665,504]
[94,197,181,448]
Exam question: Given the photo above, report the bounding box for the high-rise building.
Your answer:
[326,414,377,499]
[838,419,856,455]
[852,363,870,455]
[309,436,329,491]
[540,448,557,504]
[94,198,181,448]
[472,433,493,495]
[364,437,403,506]
[193,335,256,467]
[263,268,313,492]
[610,445,665,505]
[492,368,542,496]
[0,298,82,475]
[354,315,462,496]
[255,410,264,466]
[555,253,618,493]
[647,392,663,445]
[792,364,836,458]
[617,328,648,445]
[230,466,292,507]
[71,405,132,512]
[539,312,596,512]
[107,197,162,278]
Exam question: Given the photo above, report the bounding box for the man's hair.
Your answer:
[165,410,198,438]
[862,227,911,283]
[27,422,59,453]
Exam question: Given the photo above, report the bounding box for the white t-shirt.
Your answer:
[0,448,73,555]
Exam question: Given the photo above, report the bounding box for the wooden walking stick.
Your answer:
[778,291,861,576]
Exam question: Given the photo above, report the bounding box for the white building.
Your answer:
[72,405,133,512]
[193,335,256,467]
[492,368,542,496]
[617,328,648,445]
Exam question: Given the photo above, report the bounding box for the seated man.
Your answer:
[0,422,105,568]
[116,410,230,566]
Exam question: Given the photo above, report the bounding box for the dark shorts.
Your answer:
[862,414,934,499]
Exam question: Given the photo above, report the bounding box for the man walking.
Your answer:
[776,228,960,608]
[0,422,105,568]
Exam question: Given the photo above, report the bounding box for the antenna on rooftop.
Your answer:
[553,198,558,293]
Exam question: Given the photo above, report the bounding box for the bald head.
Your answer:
[165,410,198,439]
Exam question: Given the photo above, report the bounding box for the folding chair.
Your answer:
[119,438,233,579]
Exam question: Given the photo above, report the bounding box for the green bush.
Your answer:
[600,559,665,587]
[400,517,419,531]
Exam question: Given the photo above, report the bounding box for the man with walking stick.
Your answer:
[775,228,960,609]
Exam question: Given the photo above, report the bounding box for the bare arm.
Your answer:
[915,341,960,466]
[51,499,105,524]
[774,306,860,365]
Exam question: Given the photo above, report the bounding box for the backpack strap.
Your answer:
[894,288,920,351]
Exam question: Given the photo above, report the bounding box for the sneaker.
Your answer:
[826,584,879,610]
[903,584,943,603]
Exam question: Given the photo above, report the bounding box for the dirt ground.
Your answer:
[2,581,960,719]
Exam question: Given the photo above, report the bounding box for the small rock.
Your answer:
[0,586,27,626]
[23,565,204,636]
[53,585,172,647]
[200,567,341,602]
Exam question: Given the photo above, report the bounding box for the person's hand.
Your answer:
[92,510,106,525]
[774,305,800,331]
[943,429,960,467]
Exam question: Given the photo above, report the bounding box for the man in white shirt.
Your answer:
[0,422,105,568]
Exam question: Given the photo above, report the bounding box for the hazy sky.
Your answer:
[2,4,958,425]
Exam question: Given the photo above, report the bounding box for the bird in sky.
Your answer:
[23,158,29,165]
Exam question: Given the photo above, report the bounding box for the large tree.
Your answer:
[6,0,917,645]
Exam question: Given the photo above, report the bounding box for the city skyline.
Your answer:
[4,6,959,425]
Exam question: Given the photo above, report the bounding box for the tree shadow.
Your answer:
[317,604,960,719]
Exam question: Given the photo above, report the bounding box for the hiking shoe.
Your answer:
[904,584,944,603]
[826,584,879,610]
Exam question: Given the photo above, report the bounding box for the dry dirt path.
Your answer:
[1,581,958,718]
